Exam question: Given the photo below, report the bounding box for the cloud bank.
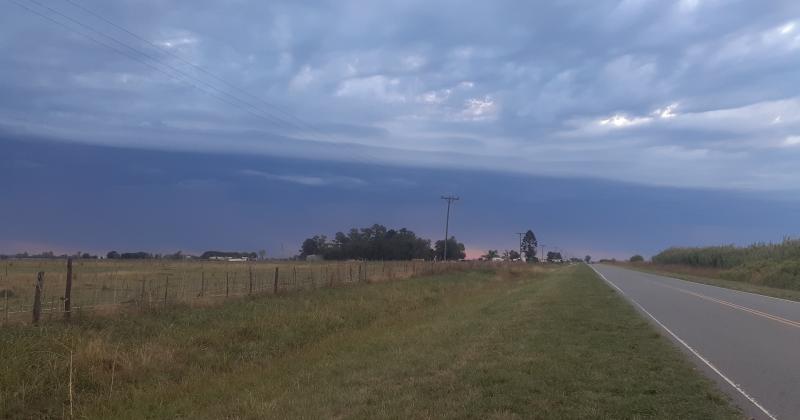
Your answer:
[1,0,800,190]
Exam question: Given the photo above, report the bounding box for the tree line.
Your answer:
[299,224,466,261]
[480,230,539,261]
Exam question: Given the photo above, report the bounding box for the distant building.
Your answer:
[209,256,249,262]
[306,254,324,262]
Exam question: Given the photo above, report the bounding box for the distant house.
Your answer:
[209,256,249,262]
[306,254,324,262]
[201,251,257,261]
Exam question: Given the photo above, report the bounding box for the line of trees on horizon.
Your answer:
[299,224,466,261]
[0,250,267,261]
[480,229,539,262]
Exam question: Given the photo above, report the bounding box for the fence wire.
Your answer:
[1,259,490,325]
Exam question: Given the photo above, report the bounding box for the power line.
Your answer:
[6,0,293,130]
[19,0,296,130]
[8,0,381,167]
[62,0,317,136]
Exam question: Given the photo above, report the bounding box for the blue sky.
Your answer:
[2,0,800,258]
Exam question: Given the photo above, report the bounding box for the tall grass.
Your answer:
[651,238,800,290]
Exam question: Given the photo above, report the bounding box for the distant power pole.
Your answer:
[440,195,460,261]
[515,232,524,260]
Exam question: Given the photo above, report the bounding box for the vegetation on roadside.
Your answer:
[651,238,800,290]
[620,263,800,303]
[1,265,739,419]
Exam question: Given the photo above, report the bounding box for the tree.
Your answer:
[482,249,499,260]
[258,249,267,260]
[300,235,328,258]
[630,255,645,262]
[120,252,152,259]
[106,250,120,259]
[300,225,435,261]
[434,237,466,260]
[522,230,537,261]
[546,251,563,262]
[508,250,521,260]
[584,255,591,263]
[164,250,183,260]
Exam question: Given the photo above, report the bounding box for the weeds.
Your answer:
[652,238,800,290]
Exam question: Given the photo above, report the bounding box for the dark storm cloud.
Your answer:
[2,0,800,192]
[3,136,798,258]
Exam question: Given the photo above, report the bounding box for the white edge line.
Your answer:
[588,264,778,420]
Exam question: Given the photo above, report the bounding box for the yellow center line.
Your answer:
[661,283,800,329]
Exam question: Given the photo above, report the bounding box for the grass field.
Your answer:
[1,264,740,419]
[621,262,800,302]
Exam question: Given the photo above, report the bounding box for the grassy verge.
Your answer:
[619,263,800,302]
[1,265,740,419]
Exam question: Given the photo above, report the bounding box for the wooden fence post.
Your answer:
[200,271,205,297]
[4,285,8,325]
[140,276,146,310]
[163,275,170,306]
[249,266,253,295]
[225,273,230,297]
[33,272,45,325]
[273,267,279,294]
[64,257,73,321]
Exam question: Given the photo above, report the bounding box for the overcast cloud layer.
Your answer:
[2,0,800,190]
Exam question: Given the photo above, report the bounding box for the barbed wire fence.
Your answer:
[1,259,493,325]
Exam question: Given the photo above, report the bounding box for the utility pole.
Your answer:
[515,232,524,261]
[540,243,547,263]
[440,195,460,261]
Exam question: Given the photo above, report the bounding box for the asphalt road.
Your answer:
[591,264,800,420]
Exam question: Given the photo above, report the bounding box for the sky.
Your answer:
[2,0,800,259]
